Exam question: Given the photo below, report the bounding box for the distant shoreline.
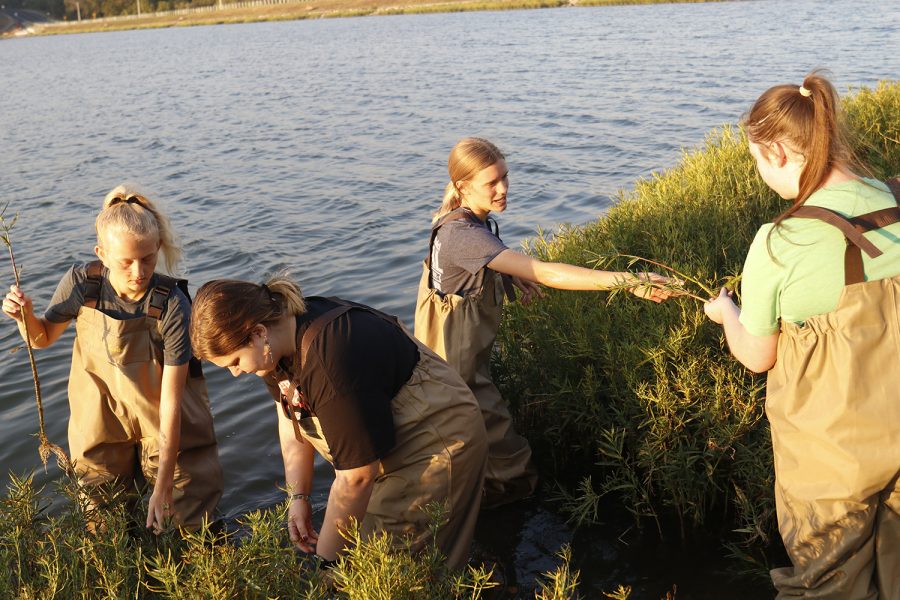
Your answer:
[7,0,734,38]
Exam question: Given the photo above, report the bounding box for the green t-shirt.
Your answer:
[739,178,900,336]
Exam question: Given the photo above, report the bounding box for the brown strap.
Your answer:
[299,305,352,369]
[83,260,104,309]
[887,177,900,201]
[791,205,883,285]
[790,179,900,285]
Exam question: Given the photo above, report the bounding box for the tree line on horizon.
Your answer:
[4,0,219,21]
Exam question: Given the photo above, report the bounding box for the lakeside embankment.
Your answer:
[7,0,733,37]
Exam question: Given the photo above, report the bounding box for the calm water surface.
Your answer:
[1,0,898,594]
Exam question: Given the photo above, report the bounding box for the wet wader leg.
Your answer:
[771,482,878,599]
[415,264,536,510]
[875,476,900,598]
[138,374,223,530]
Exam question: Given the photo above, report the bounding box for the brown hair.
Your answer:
[190,275,307,360]
[433,137,505,222]
[742,70,866,226]
[96,184,182,275]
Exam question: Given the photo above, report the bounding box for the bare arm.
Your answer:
[2,285,70,348]
[704,288,778,373]
[315,460,379,561]
[147,362,187,532]
[278,411,318,553]
[488,249,674,302]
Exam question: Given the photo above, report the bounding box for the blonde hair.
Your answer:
[433,137,505,222]
[190,276,307,360]
[742,70,867,226]
[96,184,182,276]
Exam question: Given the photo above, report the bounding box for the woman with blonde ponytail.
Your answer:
[704,71,900,597]
[416,137,677,509]
[2,184,222,533]
[190,277,487,571]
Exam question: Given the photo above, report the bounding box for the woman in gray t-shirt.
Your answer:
[415,137,676,509]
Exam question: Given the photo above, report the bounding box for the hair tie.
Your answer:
[799,85,812,97]
[109,194,143,207]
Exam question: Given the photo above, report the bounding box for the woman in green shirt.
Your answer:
[704,71,900,598]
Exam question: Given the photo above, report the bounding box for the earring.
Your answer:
[263,338,273,365]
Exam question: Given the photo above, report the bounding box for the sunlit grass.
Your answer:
[0,472,584,597]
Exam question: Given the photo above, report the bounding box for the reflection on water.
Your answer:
[0,0,898,593]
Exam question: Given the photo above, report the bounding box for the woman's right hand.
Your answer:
[628,272,682,303]
[287,497,319,553]
[2,285,31,321]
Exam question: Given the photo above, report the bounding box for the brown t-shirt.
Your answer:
[266,297,419,471]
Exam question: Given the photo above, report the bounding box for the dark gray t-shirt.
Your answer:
[45,264,193,366]
[430,210,507,296]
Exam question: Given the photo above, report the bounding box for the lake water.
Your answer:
[1,0,898,594]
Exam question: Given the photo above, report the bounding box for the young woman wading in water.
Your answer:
[415,137,676,509]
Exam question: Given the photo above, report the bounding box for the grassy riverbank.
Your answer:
[17,0,733,37]
[495,79,900,577]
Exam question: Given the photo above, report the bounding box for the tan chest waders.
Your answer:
[67,262,223,530]
[275,299,487,571]
[414,210,537,509]
[767,180,900,599]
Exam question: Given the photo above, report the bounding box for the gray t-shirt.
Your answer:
[45,264,193,366]
[430,210,507,296]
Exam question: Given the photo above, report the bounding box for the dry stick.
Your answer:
[3,229,71,473]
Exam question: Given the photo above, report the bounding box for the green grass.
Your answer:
[494,79,900,574]
[0,471,586,598]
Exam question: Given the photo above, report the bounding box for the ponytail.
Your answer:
[433,137,505,222]
[742,70,866,227]
[96,184,183,275]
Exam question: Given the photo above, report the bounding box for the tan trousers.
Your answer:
[767,276,900,599]
[415,262,537,508]
[68,306,223,530]
[295,341,487,571]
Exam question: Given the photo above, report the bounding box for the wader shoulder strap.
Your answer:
[83,261,104,309]
[790,178,900,285]
[146,273,204,379]
[280,302,353,441]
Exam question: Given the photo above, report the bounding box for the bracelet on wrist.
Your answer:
[290,492,312,502]
[315,554,337,570]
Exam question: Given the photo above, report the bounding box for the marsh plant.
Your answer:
[0,472,584,598]
[0,205,69,472]
[494,80,900,573]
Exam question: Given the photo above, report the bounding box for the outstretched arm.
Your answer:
[488,249,675,302]
[704,288,778,373]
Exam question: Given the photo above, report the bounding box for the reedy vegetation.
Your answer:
[494,80,900,572]
[2,473,578,598]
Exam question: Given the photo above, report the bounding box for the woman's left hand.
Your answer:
[288,497,319,553]
[629,272,682,303]
[146,485,174,534]
[512,276,544,305]
[703,287,738,324]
